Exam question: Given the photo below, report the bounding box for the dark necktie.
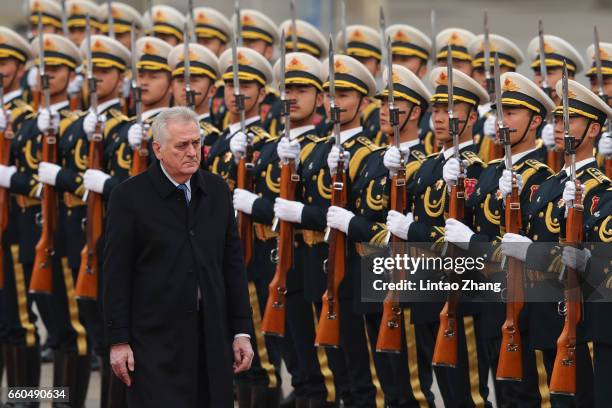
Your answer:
[177,183,190,205]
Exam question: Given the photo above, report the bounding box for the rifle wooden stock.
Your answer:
[605,156,611,179]
[131,139,149,176]
[75,123,104,299]
[497,182,525,381]
[262,160,298,336]
[69,93,80,111]
[0,121,13,289]
[432,175,465,367]
[488,139,504,161]
[315,166,347,348]
[376,171,406,353]
[30,128,58,294]
[546,148,562,172]
[550,199,583,395]
[31,90,41,112]
[237,156,254,267]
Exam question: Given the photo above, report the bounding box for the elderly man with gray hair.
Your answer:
[103,107,254,407]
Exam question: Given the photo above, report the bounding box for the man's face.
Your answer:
[437,58,472,75]
[533,67,564,101]
[172,75,215,108]
[92,66,122,99]
[500,107,541,144]
[0,58,25,90]
[197,37,225,56]
[224,80,265,116]
[31,24,59,37]
[153,119,201,180]
[589,76,612,107]
[116,32,131,50]
[553,114,598,152]
[68,27,86,46]
[242,39,273,60]
[431,102,474,143]
[155,33,180,46]
[379,98,416,135]
[138,70,171,106]
[354,56,379,78]
[43,64,73,96]
[392,55,426,78]
[285,85,321,122]
[323,88,366,125]
[472,65,511,91]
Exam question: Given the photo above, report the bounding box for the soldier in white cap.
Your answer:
[192,6,232,57]
[585,42,612,167]
[143,5,185,46]
[65,0,102,46]
[98,2,144,50]
[29,0,63,37]
[388,66,491,407]
[386,24,432,79]
[168,42,221,157]
[502,78,612,408]
[436,28,476,75]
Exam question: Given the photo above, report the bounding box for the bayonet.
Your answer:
[562,60,575,184]
[483,10,494,100]
[290,0,298,52]
[447,44,459,162]
[188,0,196,43]
[538,19,550,96]
[494,53,511,173]
[231,33,246,133]
[184,21,196,110]
[107,0,115,40]
[38,11,50,113]
[379,6,387,78]
[60,0,69,37]
[130,22,142,127]
[386,36,400,151]
[85,13,97,115]
[593,26,606,102]
[340,0,347,54]
[235,0,242,47]
[430,9,437,70]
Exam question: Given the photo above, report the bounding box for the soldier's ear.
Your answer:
[587,121,601,140]
[315,91,323,107]
[531,115,543,130]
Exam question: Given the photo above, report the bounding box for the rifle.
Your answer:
[188,0,196,43]
[432,45,463,367]
[107,0,115,40]
[184,21,197,111]
[484,10,503,161]
[549,61,582,395]
[130,22,148,176]
[315,37,347,348]
[262,31,299,337]
[593,26,612,178]
[31,11,42,112]
[75,14,104,299]
[232,21,254,268]
[430,9,440,154]
[538,20,562,172]
[495,54,525,381]
[30,31,58,294]
[60,0,69,36]
[340,0,347,54]
[0,74,15,289]
[376,35,405,354]
[289,0,298,52]
[234,0,242,47]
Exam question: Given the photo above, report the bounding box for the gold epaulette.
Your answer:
[361,100,381,121]
[249,125,272,143]
[10,100,33,121]
[200,121,220,136]
[461,150,482,165]
[349,146,372,180]
[426,151,440,159]
[58,110,81,135]
[411,149,427,162]
[356,135,379,151]
[581,167,610,198]
[306,134,320,143]
[406,159,422,180]
[519,159,552,185]
[300,140,318,162]
[104,109,129,138]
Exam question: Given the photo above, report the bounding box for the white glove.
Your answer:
[83,111,106,137]
[38,162,61,186]
[68,74,83,95]
[327,146,350,174]
[36,109,60,134]
[483,115,496,137]
[499,169,523,197]
[386,210,414,240]
[0,165,16,188]
[277,138,301,162]
[274,197,304,223]
[562,246,591,273]
[541,123,555,149]
[233,188,258,215]
[444,218,474,251]
[27,66,39,89]
[230,131,248,161]
[0,109,10,130]
[383,146,409,174]
[326,206,355,234]
[562,180,582,209]
[598,133,612,156]
[501,233,532,262]
[83,169,110,194]
[128,123,144,148]
[442,158,462,187]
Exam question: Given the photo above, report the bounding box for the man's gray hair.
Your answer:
[151,106,199,145]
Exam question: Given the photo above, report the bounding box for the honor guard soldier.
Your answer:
[586,42,612,169]
[168,42,221,159]
[386,24,432,79]
[527,33,584,166]
[264,19,328,138]
[501,77,612,407]
[0,26,39,397]
[143,5,185,46]
[32,33,95,407]
[315,54,386,407]
[468,34,524,162]
[336,25,383,145]
[448,72,555,407]
[377,64,437,406]
[124,36,173,171]
[98,2,144,50]
[207,45,280,407]
[419,28,476,156]
[65,0,102,47]
[387,66,491,407]
[269,52,340,407]
[192,7,232,57]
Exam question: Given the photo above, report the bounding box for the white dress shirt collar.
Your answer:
[511,147,538,166]
[289,125,315,140]
[40,100,69,114]
[562,157,596,174]
[340,126,363,145]
[442,140,474,161]
[142,107,165,121]
[160,161,191,193]
[4,89,22,104]
[96,98,121,114]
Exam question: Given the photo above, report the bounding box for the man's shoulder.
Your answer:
[199,169,230,193]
